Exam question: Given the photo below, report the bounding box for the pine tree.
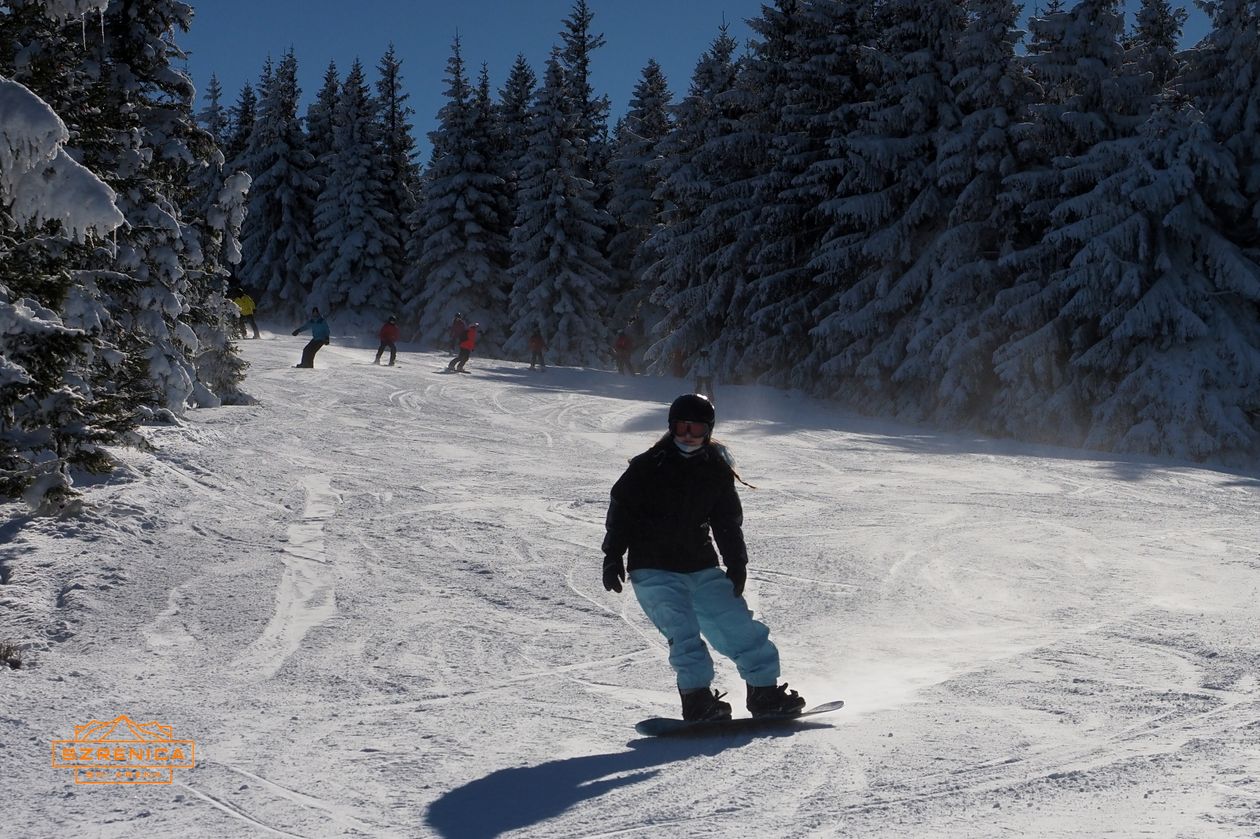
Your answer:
[988,0,1135,443]
[308,59,400,315]
[733,0,877,387]
[305,60,340,184]
[239,50,317,316]
[376,44,422,295]
[1052,102,1260,460]
[913,0,1034,425]
[1,0,244,504]
[646,26,741,365]
[1181,0,1260,258]
[808,0,967,417]
[224,82,257,170]
[0,55,124,507]
[493,53,537,266]
[507,51,616,364]
[1126,0,1187,91]
[605,59,671,329]
[402,37,510,351]
[80,0,230,414]
[198,73,229,146]
[559,0,611,179]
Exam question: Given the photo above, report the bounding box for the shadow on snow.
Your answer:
[425,723,831,838]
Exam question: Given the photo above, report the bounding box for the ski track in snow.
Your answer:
[232,474,339,682]
[3,333,1259,838]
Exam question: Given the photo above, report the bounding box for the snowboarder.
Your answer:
[447,321,478,372]
[375,315,400,366]
[448,312,467,356]
[692,349,714,400]
[601,393,806,722]
[528,330,547,370]
[613,331,636,375]
[291,307,330,368]
[231,288,260,339]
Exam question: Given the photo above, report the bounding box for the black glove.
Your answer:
[291,328,300,336]
[726,565,747,597]
[602,555,625,593]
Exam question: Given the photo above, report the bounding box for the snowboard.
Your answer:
[635,699,844,738]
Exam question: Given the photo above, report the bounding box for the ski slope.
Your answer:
[4,330,1259,838]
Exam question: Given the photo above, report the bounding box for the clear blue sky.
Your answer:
[177,1,1209,156]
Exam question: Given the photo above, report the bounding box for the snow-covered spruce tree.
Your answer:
[605,59,671,331]
[806,0,966,419]
[558,0,611,183]
[679,0,808,385]
[198,73,229,147]
[1048,101,1260,461]
[188,168,251,407]
[238,50,317,317]
[376,43,422,297]
[401,37,510,352]
[305,61,339,187]
[643,26,741,368]
[730,0,876,388]
[62,0,232,416]
[910,0,1035,427]
[496,54,537,213]
[1126,0,1188,91]
[223,81,257,172]
[1180,0,1260,266]
[308,59,400,315]
[475,63,518,344]
[506,50,616,364]
[987,0,1138,444]
[190,72,230,235]
[0,69,125,508]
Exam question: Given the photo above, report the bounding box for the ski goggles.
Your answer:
[672,420,711,438]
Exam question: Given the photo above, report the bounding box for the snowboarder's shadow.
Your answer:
[425,725,822,838]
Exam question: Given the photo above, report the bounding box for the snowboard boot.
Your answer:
[746,682,806,718]
[680,687,732,722]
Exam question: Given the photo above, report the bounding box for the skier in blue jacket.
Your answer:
[291,308,331,368]
[602,393,806,722]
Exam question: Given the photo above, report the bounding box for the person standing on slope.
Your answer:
[528,329,547,370]
[692,348,715,400]
[447,321,478,372]
[448,312,467,356]
[601,393,806,722]
[231,287,260,339]
[291,307,331,368]
[375,315,400,366]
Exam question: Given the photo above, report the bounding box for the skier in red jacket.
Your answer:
[374,316,400,366]
[447,322,479,372]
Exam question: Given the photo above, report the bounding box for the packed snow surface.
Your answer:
[4,331,1259,837]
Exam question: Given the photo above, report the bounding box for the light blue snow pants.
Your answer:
[630,566,781,691]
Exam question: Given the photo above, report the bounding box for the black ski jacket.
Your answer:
[602,439,748,574]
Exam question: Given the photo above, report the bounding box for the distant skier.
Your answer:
[601,393,806,722]
[291,307,330,368]
[692,349,714,399]
[231,288,260,339]
[670,348,686,379]
[448,312,467,356]
[375,315,400,366]
[528,330,547,370]
[613,331,636,375]
[447,321,478,372]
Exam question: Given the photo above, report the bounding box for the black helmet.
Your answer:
[668,393,715,428]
